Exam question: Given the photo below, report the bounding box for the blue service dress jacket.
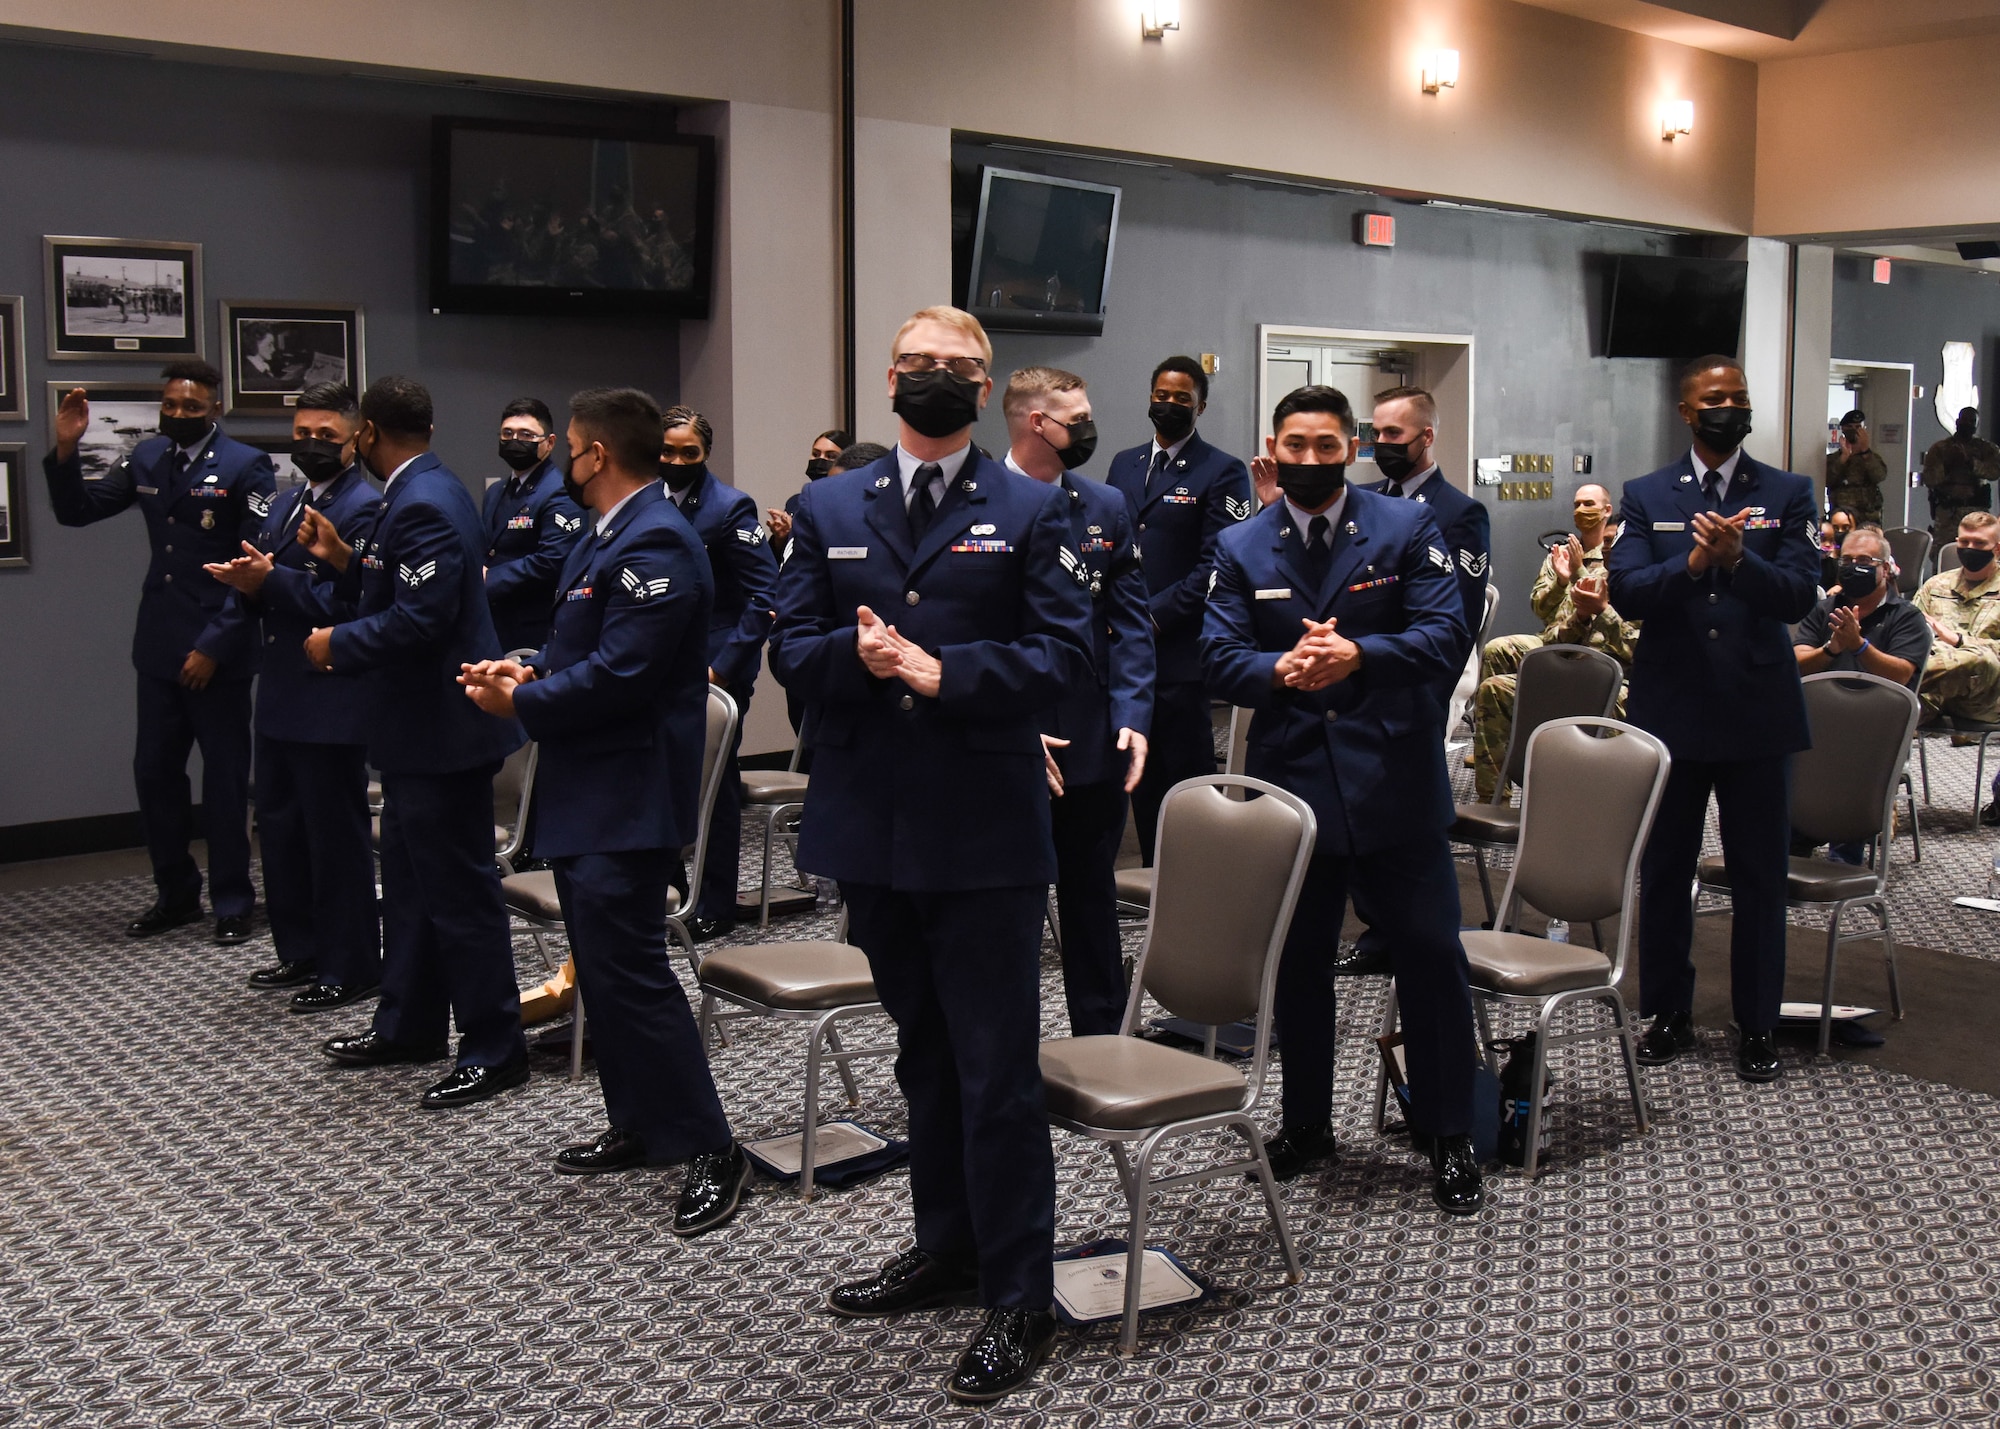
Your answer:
[1605,451,1820,764]
[671,465,780,691]
[481,458,584,654]
[511,484,716,860]
[1363,466,1489,692]
[1201,486,1469,857]
[769,449,1095,891]
[44,426,279,681]
[1105,431,1253,684]
[323,453,524,774]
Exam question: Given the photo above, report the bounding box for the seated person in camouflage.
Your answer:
[1913,511,2000,822]
[1473,492,1638,801]
[1826,411,1887,527]
[1480,485,1618,684]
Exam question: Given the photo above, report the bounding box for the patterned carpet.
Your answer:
[3,745,2000,1427]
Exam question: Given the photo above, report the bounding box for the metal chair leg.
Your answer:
[1979,732,1995,819]
[758,805,778,928]
[1372,982,1401,1132]
[1521,1000,1555,1179]
[800,1013,827,1202]
[1119,1140,1155,1355]
[1237,1120,1302,1282]
[1472,996,1498,1074]
[1045,888,1063,956]
[1609,991,1648,1133]
[1817,906,1843,1057]
[825,1019,861,1104]
[569,988,586,1083]
[1918,735,1932,805]
[1880,902,1904,1021]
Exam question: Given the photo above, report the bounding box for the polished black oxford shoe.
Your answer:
[1262,1124,1337,1182]
[127,901,203,938]
[828,1247,980,1318]
[555,1127,647,1175]
[1431,1133,1485,1216]
[321,1031,449,1068]
[289,982,378,1014]
[673,1141,751,1236]
[944,1308,1060,1405]
[1736,1030,1782,1084]
[214,914,254,946]
[1635,1009,1698,1065]
[419,1056,529,1109]
[1330,940,1393,977]
[247,960,318,990]
[684,916,735,944]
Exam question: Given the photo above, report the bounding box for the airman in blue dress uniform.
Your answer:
[482,396,584,655]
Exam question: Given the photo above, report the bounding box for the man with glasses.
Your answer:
[483,397,583,655]
[771,306,1092,1405]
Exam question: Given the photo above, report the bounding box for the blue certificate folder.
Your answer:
[1050,1239,1215,1327]
[740,1121,910,1188]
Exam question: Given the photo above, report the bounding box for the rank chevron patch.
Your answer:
[247,493,270,518]
[1458,550,1490,576]
[735,526,767,545]
[620,567,673,601]
[1427,546,1452,571]
[553,512,582,532]
[398,560,437,587]
[1225,496,1253,521]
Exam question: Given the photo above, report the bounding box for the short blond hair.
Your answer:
[1961,511,1997,535]
[1002,366,1086,420]
[890,305,993,366]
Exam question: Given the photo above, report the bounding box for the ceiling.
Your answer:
[1513,0,2000,60]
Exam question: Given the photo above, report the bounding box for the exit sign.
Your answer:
[1358,212,1396,248]
[1873,257,1892,284]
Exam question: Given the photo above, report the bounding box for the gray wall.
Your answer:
[955,142,1705,641]
[1831,253,2000,455]
[0,45,681,831]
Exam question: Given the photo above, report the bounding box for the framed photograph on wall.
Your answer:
[45,236,202,360]
[221,300,364,414]
[240,434,305,490]
[0,444,26,567]
[46,381,166,483]
[0,298,26,421]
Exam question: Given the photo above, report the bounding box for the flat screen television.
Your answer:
[965,168,1121,336]
[1603,254,1747,359]
[429,117,714,318]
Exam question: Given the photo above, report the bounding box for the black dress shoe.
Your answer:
[127,901,203,938]
[321,1031,449,1067]
[685,916,735,944]
[1635,1009,1698,1065]
[247,960,318,990]
[1736,1030,1782,1083]
[1331,941,1393,977]
[829,1247,980,1318]
[1431,1133,1485,1216]
[1262,1125,1337,1182]
[1982,801,2000,828]
[214,914,254,946]
[555,1127,647,1175]
[419,1056,530,1109]
[944,1308,1060,1405]
[673,1141,750,1236]
[289,982,379,1014]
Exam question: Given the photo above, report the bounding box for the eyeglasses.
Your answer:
[497,429,548,441]
[896,352,988,381]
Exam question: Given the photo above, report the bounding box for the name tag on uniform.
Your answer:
[135,484,159,495]
[828,546,868,560]
[1255,588,1292,600]
[1652,521,1685,532]
[507,514,533,529]
[565,585,594,602]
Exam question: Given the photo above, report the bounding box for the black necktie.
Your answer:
[173,450,191,484]
[1702,468,1723,504]
[1306,515,1331,582]
[1146,449,1168,496]
[910,463,941,540]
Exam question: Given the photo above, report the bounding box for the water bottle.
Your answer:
[1546,918,1570,944]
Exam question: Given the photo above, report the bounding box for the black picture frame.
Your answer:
[220,300,366,414]
[0,298,25,421]
[45,236,203,360]
[45,381,166,484]
[0,444,25,567]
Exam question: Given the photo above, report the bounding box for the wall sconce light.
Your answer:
[1421,49,1459,94]
[1659,99,1693,141]
[1140,2,1180,40]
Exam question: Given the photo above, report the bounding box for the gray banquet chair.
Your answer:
[1695,671,1920,1055]
[1936,540,1961,576]
[1040,774,1315,1355]
[1113,706,1252,924]
[1882,526,1931,595]
[739,730,812,927]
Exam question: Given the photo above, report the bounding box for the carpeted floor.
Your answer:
[2,739,1999,1426]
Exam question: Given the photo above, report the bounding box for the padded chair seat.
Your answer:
[741,771,810,804]
[1039,1035,1248,1131]
[698,940,876,1010]
[1450,803,1522,843]
[1113,868,1155,907]
[504,869,684,922]
[1460,929,1615,997]
[1698,855,1879,903]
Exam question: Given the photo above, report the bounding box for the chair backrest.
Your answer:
[1938,540,1962,575]
[1496,718,1670,981]
[1477,581,1502,647]
[1883,527,1931,594]
[1792,672,1922,853]
[1223,706,1252,789]
[493,741,539,862]
[1495,644,1625,798]
[1125,776,1316,1104]
[684,684,741,886]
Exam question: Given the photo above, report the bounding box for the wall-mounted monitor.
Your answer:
[1602,254,1746,359]
[965,167,1121,336]
[429,117,714,318]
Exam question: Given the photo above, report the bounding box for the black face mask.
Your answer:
[1046,418,1098,471]
[661,460,704,493]
[1835,559,1879,598]
[1373,439,1420,484]
[291,438,346,485]
[1148,399,1196,444]
[805,457,833,481]
[159,414,212,447]
[894,370,983,438]
[1275,460,1346,511]
[1959,547,1995,574]
[1692,405,1754,453]
[498,438,542,473]
[562,450,594,507]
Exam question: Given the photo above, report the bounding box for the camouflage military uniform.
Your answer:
[1474,541,1637,800]
[1826,448,1888,526]
[1921,433,2000,540]
[1913,566,2000,724]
